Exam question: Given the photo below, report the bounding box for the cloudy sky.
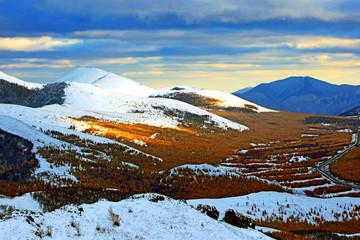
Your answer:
[0,0,359,92]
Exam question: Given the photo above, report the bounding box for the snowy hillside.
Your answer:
[52,68,154,97]
[35,68,249,130]
[43,81,248,130]
[154,86,275,113]
[0,114,63,148]
[0,71,43,89]
[189,191,360,223]
[0,193,272,240]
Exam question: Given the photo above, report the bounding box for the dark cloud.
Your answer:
[0,0,359,37]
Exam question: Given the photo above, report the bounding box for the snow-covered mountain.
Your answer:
[52,68,154,97]
[0,68,253,130]
[234,76,360,115]
[50,82,247,130]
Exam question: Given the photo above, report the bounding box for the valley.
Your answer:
[0,68,360,239]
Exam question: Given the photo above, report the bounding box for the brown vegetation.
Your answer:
[265,231,313,240]
[330,146,360,182]
[257,218,360,235]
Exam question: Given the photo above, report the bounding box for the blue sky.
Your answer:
[0,0,359,92]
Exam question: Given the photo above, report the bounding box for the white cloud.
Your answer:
[0,63,75,69]
[0,37,81,51]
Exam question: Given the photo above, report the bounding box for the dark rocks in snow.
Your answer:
[196,204,220,220]
[148,195,165,202]
[223,209,255,229]
[171,87,185,91]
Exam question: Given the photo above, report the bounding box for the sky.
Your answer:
[0,0,359,92]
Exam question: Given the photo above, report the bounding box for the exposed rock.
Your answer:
[223,209,255,229]
[196,204,219,220]
[148,195,165,202]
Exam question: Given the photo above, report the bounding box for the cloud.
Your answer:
[73,30,360,53]
[293,37,360,49]
[0,62,75,69]
[0,37,81,51]
[0,58,75,69]
[300,53,360,67]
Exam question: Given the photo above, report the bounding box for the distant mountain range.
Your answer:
[233,76,360,116]
[340,106,360,117]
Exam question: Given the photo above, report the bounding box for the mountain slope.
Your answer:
[0,71,43,89]
[340,105,360,117]
[152,86,274,113]
[52,68,154,97]
[234,76,360,115]
[51,81,248,130]
[0,69,249,131]
[233,87,253,95]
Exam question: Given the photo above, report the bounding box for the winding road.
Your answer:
[315,132,360,190]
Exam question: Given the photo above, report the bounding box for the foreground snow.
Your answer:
[0,193,272,240]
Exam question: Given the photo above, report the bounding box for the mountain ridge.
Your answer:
[234,76,360,115]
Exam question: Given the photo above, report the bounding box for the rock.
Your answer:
[196,204,219,220]
[223,209,255,229]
